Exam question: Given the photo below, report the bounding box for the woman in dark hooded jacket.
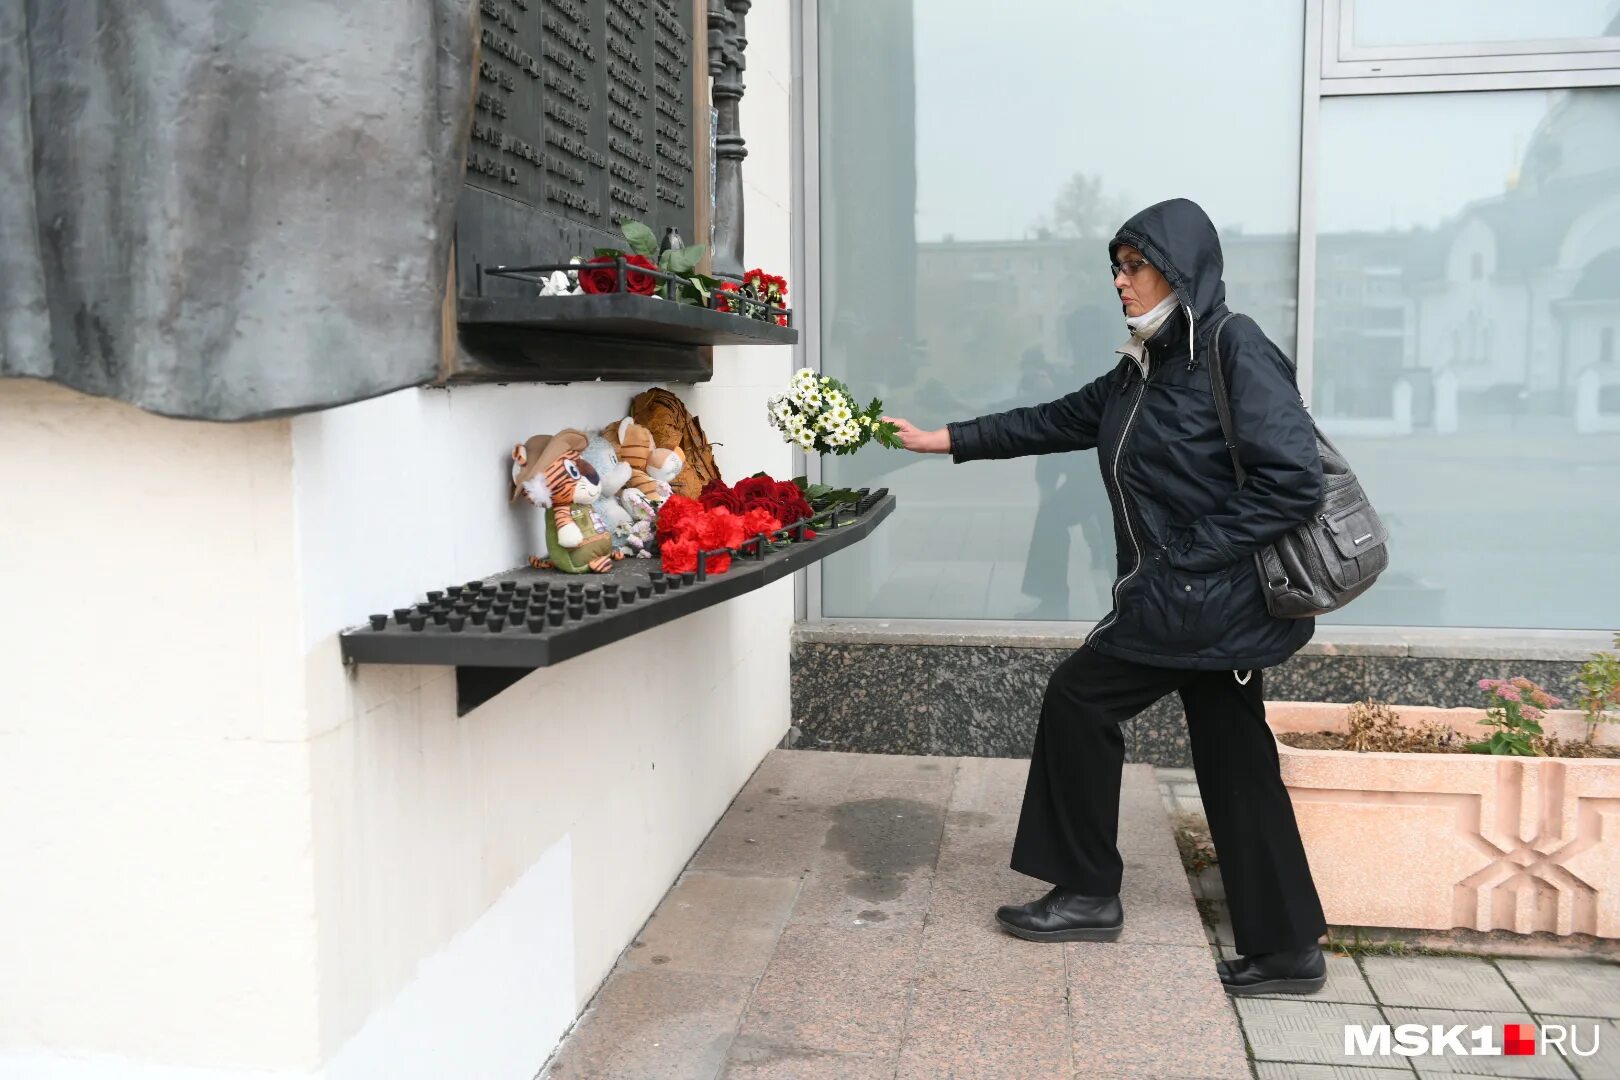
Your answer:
[883,198,1330,996]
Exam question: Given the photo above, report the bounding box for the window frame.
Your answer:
[1321,0,1620,83]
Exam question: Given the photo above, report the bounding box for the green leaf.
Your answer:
[663,244,706,275]
[593,247,628,259]
[792,475,809,488]
[620,220,658,257]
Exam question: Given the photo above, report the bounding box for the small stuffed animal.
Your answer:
[602,416,686,516]
[578,433,634,532]
[509,430,623,574]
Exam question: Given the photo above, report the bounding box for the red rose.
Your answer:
[700,487,744,514]
[660,538,698,575]
[734,476,778,508]
[577,254,659,295]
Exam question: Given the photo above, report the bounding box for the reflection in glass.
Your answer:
[1315,89,1620,629]
[1352,0,1620,49]
[816,0,1302,620]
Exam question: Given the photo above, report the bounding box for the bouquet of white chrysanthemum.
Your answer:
[766,368,902,456]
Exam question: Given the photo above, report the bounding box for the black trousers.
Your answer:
[1010,645,1328,956]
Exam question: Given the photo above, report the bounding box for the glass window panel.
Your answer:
[817,0,1302,620]
[1352,0,1620,49]
[1314,88,1620,630]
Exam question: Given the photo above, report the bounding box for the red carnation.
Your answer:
[742,507,783,540]
[660,538,699,575]
[578,254,659,296]
[656,494,704,539]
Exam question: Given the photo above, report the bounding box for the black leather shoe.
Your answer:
[995,886,1124,942]
[1218,943,1327,996]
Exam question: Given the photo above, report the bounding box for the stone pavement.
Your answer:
[541,750,1248,1080]
[537,751,1620,1079]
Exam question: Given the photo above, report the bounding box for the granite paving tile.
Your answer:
[623,871,801,977]
[1362,956,1523,1012]
[720,1036,897,1080]
[1495,960,1620,1019]
[1114,853,1213,948]
[847,753,958,785]
[1067,943,1250,1079]
[894,983,1070,1080]
[947,755,1032,817]
[542,968,754,1080]
[1382,1008,1573,1078]
[734,920,924,1055]
[913,905,1067,994]
[729,748,865,811]
[688,802,833,878]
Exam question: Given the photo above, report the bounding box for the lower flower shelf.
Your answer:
[339,492,893,680]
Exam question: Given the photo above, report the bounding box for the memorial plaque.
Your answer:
[459,0,700,301]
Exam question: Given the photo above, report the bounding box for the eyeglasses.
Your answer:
[1110,258,1151,278]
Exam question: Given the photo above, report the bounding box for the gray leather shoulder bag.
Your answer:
[1207,312,1390,619]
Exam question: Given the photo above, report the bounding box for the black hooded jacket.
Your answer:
[946,198,1323,670]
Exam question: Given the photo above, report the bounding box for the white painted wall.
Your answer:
[0,380,323,1074]
[0,2,798,1076]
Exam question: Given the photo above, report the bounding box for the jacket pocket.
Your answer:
[1157,562,1234,650]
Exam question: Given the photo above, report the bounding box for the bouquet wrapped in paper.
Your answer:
[766,368,901,456]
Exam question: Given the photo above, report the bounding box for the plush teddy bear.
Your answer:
[509,429,623,574]
[602,416,686,522]
[579,431,656,558]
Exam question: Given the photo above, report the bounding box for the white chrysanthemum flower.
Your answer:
[801,388,822,409]
[793,368,817,387]
[841,421,861,442]
[827,404,853,424]
[825,389,847,409]
[796,431,816,451]
[859,415,872,427]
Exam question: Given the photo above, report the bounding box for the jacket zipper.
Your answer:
[1084,344,1151,648]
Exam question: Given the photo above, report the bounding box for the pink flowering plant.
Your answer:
[1470,676,1563,756]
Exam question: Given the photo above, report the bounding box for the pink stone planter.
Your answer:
[1268,702,1620,940]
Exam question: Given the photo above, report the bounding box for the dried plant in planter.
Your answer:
[1280,699,1464,753]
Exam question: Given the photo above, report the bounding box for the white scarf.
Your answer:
[1115,294,1180,376]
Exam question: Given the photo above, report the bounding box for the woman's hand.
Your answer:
[881,416,951,454]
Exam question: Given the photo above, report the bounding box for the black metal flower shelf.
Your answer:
[340,490,892,714]
[463,258,798,346]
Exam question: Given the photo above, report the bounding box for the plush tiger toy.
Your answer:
[510,429,624,574]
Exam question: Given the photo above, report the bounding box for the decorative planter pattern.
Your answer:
[1268,703,1620,939]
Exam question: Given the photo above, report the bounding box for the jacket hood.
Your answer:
[1109,198,1227,325]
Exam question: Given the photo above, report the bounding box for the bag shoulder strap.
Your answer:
[1206,311,1246,488]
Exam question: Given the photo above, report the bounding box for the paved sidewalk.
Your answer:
[541,750,1248,1080]
[537,752,1619,1079]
